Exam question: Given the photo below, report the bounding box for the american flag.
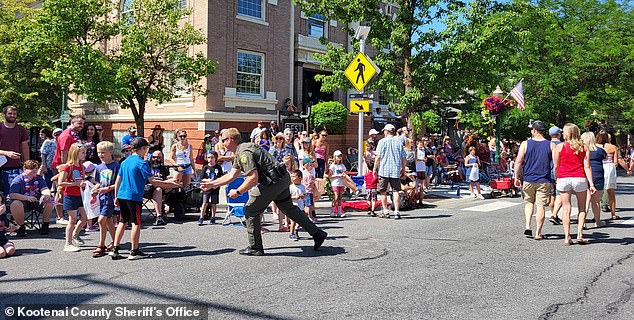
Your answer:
[510,80,525,110]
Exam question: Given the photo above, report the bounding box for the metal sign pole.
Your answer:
[357,38,365,177]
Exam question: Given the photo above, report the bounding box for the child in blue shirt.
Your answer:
[91,141,119,257]
[198,152,223,225]
[111,138,179,260]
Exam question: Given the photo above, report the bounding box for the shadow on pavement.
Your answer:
[263,245,345,257]
[401,214,452,220]
[137,243,236,259]
[586,231,634,245]
[12,248,52,257]
[0,274,294,319]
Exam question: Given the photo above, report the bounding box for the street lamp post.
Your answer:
[492,86,504,164]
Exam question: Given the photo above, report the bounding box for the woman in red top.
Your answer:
[553,124,596,246]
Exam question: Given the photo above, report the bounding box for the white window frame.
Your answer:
[120,0,134,23]
[237,0,266,21]
[307,14,326,39]
[236,50,265,97]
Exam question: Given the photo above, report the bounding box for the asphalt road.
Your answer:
[1,177,633,320]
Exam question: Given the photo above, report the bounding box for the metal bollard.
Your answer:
[456,185,461,197]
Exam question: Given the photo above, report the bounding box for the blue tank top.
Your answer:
[523,139,552,183]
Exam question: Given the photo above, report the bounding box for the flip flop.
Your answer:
[610,215,621,220]
[576,238,590,245]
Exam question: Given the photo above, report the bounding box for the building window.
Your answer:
[238,0,263,19]
[179,0,187,9]
[237,51,263,96]
[120,0,134,23]
[307,14,326,38]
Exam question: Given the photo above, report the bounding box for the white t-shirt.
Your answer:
[289,183,306,210]
[415,149,427,172]
[329,163,347,187]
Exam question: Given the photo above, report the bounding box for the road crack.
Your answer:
[538,249,634,319]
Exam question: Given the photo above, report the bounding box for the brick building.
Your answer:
[70,0,392,157]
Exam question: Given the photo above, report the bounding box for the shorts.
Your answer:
[332,186,345,193]
[521,182,552,206]
[1,237,14,248]
[202,192,219,204]
[303,193,314,207]
[118,199,142,225]
[378,177,402,193]
[367,189,377,202]
[556,177,588,193]
[63,195,83,211]
[551,183,560,196]
[100,205,114,218]
[178,164,193,175]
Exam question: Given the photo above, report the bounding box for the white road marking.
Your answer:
[463,201,520,212]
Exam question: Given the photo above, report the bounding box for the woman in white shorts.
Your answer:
[553,124,596,246]
[596,131,620,220]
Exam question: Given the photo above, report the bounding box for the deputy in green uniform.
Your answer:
[201,128,328,256]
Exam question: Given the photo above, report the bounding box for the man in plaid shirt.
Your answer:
[373,124,407,219]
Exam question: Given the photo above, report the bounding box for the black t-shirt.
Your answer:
[146,161,170,181]
[202,164,223,195]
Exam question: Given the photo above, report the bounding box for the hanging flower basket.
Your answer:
[482,96,514,116]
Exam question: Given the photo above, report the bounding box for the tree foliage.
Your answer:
[309,101,349,134]
[22,0,217,133]
[0,0,60,127]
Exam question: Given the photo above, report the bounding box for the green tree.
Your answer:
[22,0,217,133]
[309,101,348,134]
[294,1,510,117]
[0,0,60,127]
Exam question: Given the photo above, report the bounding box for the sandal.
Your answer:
[576,238,590,245]
[534,235,544,241]
[92,246,106,258]
[610,215,621,220]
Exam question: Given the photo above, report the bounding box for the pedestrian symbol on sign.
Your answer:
[344,51,380,92]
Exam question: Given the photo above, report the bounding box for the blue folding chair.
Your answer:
[222,177,249,227]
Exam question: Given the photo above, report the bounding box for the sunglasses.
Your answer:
[152,156,161,159]
[179,135,187,138]
[321,135,328,137]
[96,129,103,132]
[276,137,284,140]
[221,137,230,143]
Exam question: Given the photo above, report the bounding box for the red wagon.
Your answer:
[489,177,517,197]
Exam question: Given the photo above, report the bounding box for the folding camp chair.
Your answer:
[142,184,159,222]
[222,177,249,227]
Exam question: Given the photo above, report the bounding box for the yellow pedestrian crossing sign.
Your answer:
[344,51,380,92]
[350,99,370,113]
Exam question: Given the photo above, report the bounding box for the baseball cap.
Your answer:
[130,137,149,149]
[369,129,379,135]
[52,128,63,135]
[204,133,211,138]
[402,126,409,131]
[128,125,137,132]
[548,126,562,135]
[333,150,343,156]
[121,145,132,152]
[302,137,312,143]
[529,120,546,132]
[302,158,315,165]
[382,124,395,132]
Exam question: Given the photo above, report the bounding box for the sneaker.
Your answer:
[16,225,26,237]
[313,230,328,250]
[209,217,216,225]
[470,193,477,199]
[549,216,562,225]
[57,218,69,225]
[476,194,485,200]
[594,221,605,228]
[154,216,166,226]
[340,212,347,218]
[63,243,81,252]
[289,234,299,241]
[109,247,123,259]
[72,235,85,246]
[394,212,401,220]
[86,224,98,231]
[382,211,391,219]
[128,249,148,260]
[198,217,204,226]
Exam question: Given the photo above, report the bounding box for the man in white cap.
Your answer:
[548,126,564,225]
[373,123,406,219]
[398,126,410,146]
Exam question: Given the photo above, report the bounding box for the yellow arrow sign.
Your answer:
[344,51,380,92]
[350,99,370,113]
